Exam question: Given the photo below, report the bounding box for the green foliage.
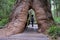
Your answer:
[0,18,9,26]
[48,25,60,38]
[54,17,60,23]
[51,0,60,24]
[0,0,15,26]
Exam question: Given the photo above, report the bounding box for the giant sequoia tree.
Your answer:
[0,0,54,37]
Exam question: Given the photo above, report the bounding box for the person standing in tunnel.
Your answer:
[31,15,34,27]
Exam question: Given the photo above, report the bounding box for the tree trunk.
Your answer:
[32,0,54,33]
[0,0,54,37]
[0,0,31,37]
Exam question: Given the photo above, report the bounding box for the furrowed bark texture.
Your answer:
[32,0,54,33]
[0,0,31,37]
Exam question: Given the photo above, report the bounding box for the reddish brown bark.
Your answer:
[0,0,31,37]
[32,0,54,33]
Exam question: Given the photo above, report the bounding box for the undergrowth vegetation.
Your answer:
[48,25,60,39]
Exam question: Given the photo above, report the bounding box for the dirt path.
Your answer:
[0,33,49,40]
[0,24,50,40]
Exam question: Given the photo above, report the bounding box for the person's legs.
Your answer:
[32,21,34,27]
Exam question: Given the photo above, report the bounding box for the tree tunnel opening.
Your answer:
[24,9,38,33]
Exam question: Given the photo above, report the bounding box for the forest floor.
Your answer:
[0,24,59,40]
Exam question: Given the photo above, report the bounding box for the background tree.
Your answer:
[51,0,60,24]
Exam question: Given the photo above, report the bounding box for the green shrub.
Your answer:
[0,0,15,27]
[0,18,9,26]
[48,25,60,38]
